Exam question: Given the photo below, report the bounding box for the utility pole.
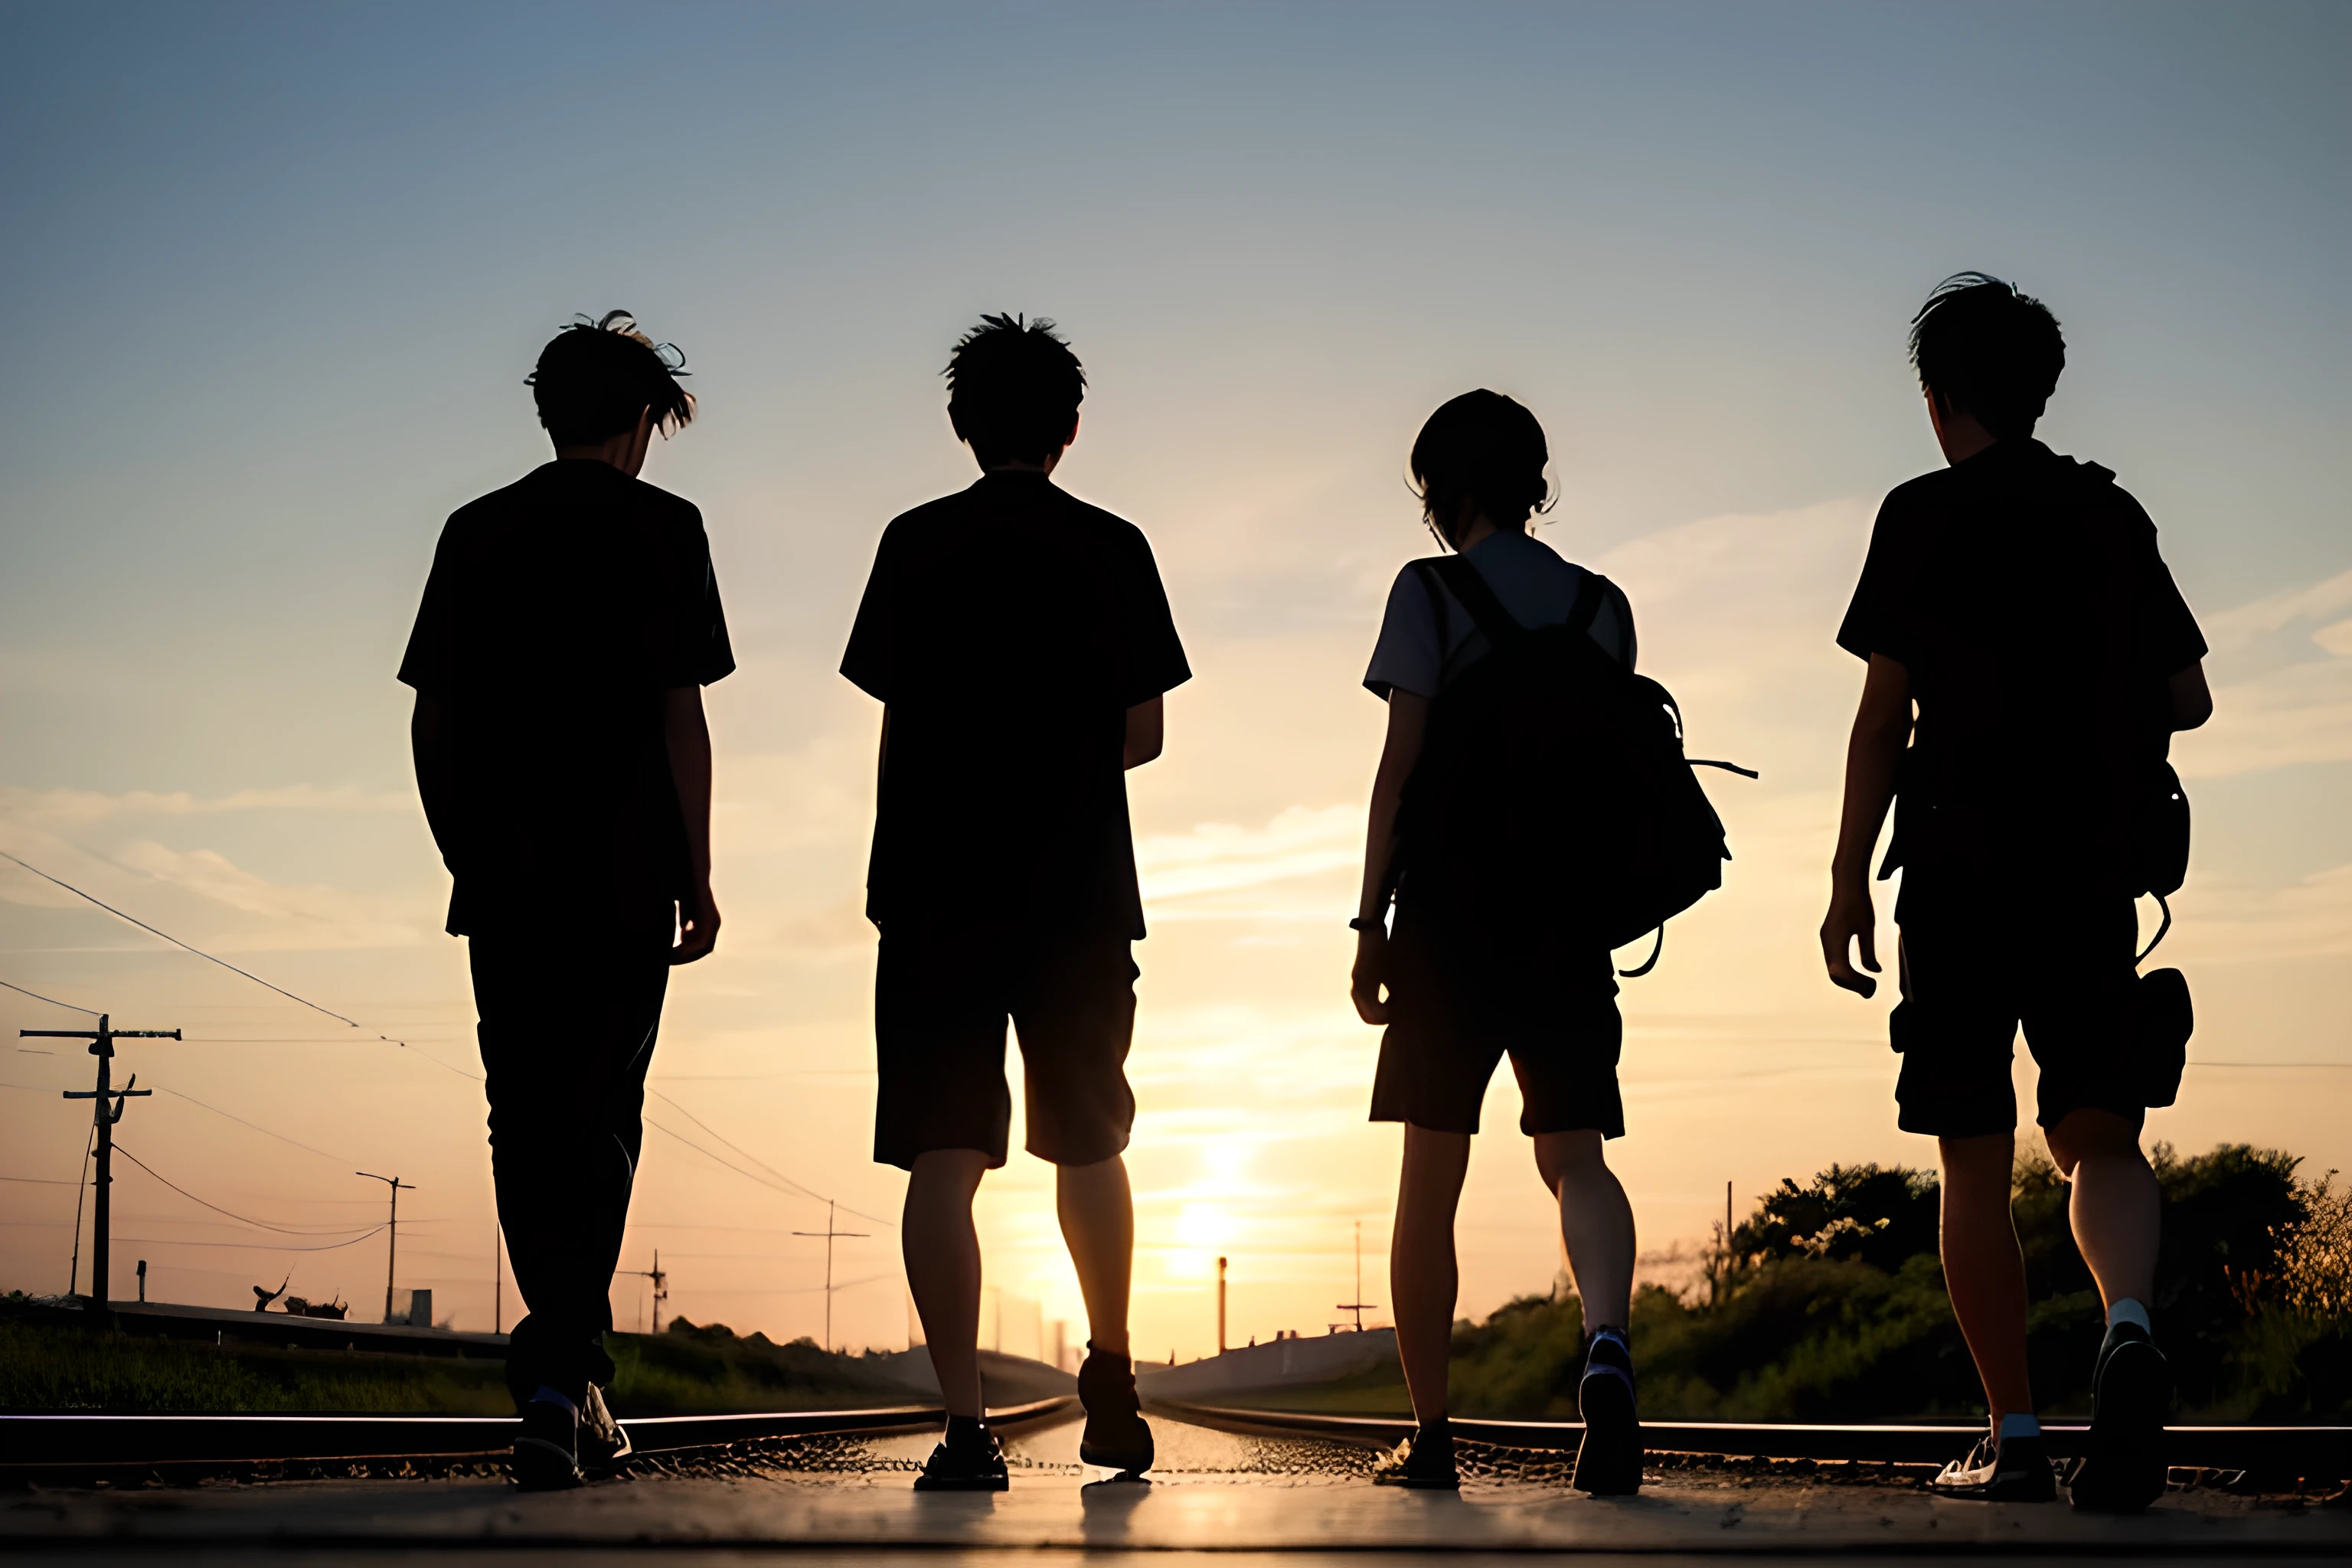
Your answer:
[1335,1219,1378,1333]
[1217,1256,1228,1354]
[623,1250,669,1334]
[794,1200,867,1352]
[30,1013,176,1310]
[355,1172,416,1324]
[493,1221,503,1335]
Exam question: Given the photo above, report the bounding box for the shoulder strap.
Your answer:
[1410,559,1450,655]
[1425,554,1526,649]
[1567,570,1610,641]
[1422,555,1618,660]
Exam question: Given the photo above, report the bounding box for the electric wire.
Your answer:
[5,851,892,1237]
[111,1145,383,1238]
[116,1227,390,1253]
[0,977,102,1016]
[155,1086,352,1165]
[1,850,366,1024]
[645,1087,896,1230]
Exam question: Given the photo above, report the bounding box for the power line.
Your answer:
[116,1227,389,1253]
[4,852,897,1240]
[1,851,364,1025]
[0,978,101,1016]
[646,1088,896,1230]
[0,851,458,1074]
[113,1145,381,1238]
[155,1086,351,1165]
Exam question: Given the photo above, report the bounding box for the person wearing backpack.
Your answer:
[1350,390,1658,1497]
[1821,274,2213,1511]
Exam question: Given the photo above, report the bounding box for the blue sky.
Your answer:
[2,2,2346,1354]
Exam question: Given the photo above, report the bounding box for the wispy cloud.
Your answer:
[1138,804,1360,913]
[2169,862,2352,965]
[0,784,410,823]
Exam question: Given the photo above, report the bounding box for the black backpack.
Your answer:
[1390,556,1751,976]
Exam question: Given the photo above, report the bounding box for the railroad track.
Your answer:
[1149,1399,2352,1478]
[0,1396,1074,1485]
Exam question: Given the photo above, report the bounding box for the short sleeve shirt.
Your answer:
[1365,528,1635,700]
[399,460,733,933]
[1836,439,2204,878]
[841,472,1190,936]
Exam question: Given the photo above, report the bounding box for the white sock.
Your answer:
[531,1385,580,1416]
[1998,1412,2041,1441]
[2105,1298,2151,1334]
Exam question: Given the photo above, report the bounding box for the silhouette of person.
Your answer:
[400,312,732,1491]
[1351,390,1644,1496]
[1822,274,2212,1511]
[841,314,1187,1490]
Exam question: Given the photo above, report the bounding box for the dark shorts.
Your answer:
[1891,873,2148,1139]
[874,920,1138,1171]
[1370,897,1625,1138]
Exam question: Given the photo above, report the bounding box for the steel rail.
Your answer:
[0,1395,1074,1477]
[1148,1399,2352,1477]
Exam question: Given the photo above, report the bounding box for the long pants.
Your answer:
[470,908,671,1407]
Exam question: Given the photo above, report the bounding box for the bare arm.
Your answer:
[665,684,720,964]
[1124,695,1165,770]
[2170,660,2213,730]
[1351,691,1429,1025]
[408,693,462,869]
[1820,655,1912,998]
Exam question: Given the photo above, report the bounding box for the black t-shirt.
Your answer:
[1837,439,2206,885]
[398,460,733,934]
[841,472,1191,936]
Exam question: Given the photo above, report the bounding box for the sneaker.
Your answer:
[1370,1424,1459,1489]
[1077,1343,1155,1476]
[1929,1432,2057,1502]
[1572,1328,1644,1496]
[577,1383,632,1476]
[511,1395,584,1491]
[2066,1322,2171,1514]
[913,1421,1009,1492]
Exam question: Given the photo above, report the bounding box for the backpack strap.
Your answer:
[1410,559,1450,656]
[1566,570,1611,642]
[1426,554,1616,658]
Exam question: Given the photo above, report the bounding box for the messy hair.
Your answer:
[1909,273,2065,441]
[944,313,1086,466]
[528,310,696,447]
[1410,390,1552,549]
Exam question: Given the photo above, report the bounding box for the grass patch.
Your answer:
[0,1308,924,1416]
[0,1318,513,1414]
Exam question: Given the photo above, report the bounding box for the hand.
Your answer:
[1819,878,1879,998]
[672,887,721,965]
[1350,927,1390,1025]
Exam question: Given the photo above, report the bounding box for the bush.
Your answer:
[1426,1142,2352,1423]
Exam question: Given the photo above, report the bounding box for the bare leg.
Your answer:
[1391,1125,1472,1425]
[2046,1109,2160,1309]
[903,1148,989,1419]
[1533,1129,1635,1331]
[1057,1154,1134,1356]
[1939,1133,2033,1419]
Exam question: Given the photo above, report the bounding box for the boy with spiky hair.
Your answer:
[402,311,733,1491]
[1822,275,2211,1511]
[842,313,1188,1490]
